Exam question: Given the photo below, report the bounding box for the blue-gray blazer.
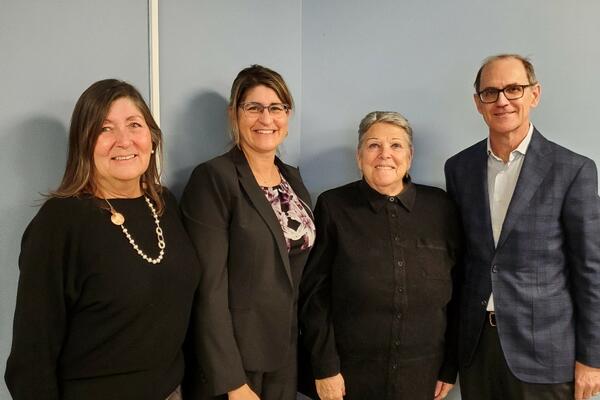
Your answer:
[444,128,600,383]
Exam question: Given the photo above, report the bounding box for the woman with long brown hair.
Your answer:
[5,79,199,400]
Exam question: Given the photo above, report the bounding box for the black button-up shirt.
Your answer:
[300,179,461,399]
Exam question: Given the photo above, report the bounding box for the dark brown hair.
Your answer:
[228,65,294,145]
[50,79,164,214]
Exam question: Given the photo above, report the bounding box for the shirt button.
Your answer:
[481,300,487,306]
[394,236,400,242]
[395,340,401,346]
[396,260,405,267]
[396,287,403,293]
[396,313,402,319]
[391,363,397,370]
[492,265,498,273]
[391,213,397,218]
[388,197,395,202]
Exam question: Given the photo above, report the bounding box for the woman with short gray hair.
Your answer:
[300,111,461,400]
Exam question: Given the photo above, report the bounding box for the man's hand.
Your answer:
[434,380,454,400]
[315,373,345,400]
[228,384,260,400]
[575,361,600,400]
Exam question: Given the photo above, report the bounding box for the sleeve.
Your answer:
[179,163,246,395]
[5,201,70,400]
[444,158,457,202]
[437,196,464,383]
[561,158,600,367]
[298,194,341,379]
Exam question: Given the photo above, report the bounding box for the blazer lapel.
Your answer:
[276,158,313,217]
[469,141,496,253]
[231,147,294,287]
[496,129,553,250]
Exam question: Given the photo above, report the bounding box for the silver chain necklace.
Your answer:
[104,196,166,264]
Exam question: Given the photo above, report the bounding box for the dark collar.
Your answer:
[359,178,416,213]
[227,145,308,202]
[227,145,296,287]
[228,146,295,178]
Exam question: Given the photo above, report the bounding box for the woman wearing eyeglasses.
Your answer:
[180,65,315,400]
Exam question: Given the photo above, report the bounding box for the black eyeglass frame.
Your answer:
[476,83,537,104]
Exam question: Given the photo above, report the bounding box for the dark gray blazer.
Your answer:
[444,128,600,383]
[180,147,313,396]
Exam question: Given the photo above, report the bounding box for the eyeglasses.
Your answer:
[239,102,290,118]
[477,83,537,104]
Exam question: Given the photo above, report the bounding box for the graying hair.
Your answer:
[358,111,413,149]
[474,54,537,92]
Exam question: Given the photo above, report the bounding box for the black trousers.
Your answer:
[459,315,573,400]
[244,355,297,400]
[210,346,297,400]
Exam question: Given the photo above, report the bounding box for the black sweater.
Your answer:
[5,190,200,400]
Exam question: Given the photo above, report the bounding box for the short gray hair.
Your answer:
[474,54,537,92]
[358,111,413,149]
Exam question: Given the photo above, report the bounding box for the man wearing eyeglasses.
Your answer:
[444,54,600,400]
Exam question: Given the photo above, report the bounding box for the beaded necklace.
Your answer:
[104,196,166,264]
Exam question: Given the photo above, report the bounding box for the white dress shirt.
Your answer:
[486,123,534,312]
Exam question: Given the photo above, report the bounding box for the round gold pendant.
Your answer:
[111,212,125,226]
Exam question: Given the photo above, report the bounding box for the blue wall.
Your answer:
[300,0,600,198]
[158,0,303,197]
[2,1,599,399]
[0,2,149,398]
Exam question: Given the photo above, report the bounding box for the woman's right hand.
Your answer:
[315,373,345,400]
[228,384,260,400]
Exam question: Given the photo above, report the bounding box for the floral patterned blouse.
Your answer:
[261,174,316,253]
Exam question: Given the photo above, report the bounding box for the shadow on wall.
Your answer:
[0,116,68,255]
[300,144,359,202]
[0,116,68,361]
[409,126,448,190]
[2,116,68,208]
[165,90,231,198]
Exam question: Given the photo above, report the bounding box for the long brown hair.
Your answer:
[50,79,164,214]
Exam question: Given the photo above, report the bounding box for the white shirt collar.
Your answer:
[487,123,534,162]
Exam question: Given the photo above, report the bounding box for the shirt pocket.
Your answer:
[415,239,453,281]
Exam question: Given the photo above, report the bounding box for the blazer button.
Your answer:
[491,265,498,273]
